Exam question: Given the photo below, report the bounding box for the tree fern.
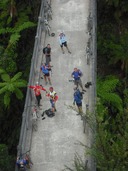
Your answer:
[97,76,123,113]
[0,69,26,106]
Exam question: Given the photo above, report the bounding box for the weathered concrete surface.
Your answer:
[30,0,93,170]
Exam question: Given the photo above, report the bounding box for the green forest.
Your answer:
[0,0,128,171]
[0,0,40,170]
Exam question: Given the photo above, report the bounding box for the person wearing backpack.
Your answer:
[73,86,83,115]
[43,44,51,65]
[40,63,52,85]
[71,68,86,92]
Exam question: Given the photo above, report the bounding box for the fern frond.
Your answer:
[16,21,36,32]
[102,78,119,92]
[0,27,14,35]
[11,72,22,82]
[1,74,10,82]
[9,33,21,45]
[7,83,15,92]
[0,86,8,94]
[4,92,10,107]
[13,81,27,88]
[102,92,123,112]
[0,82,7,87]
[14,88,23,99]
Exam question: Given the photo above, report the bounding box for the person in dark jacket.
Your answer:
[44,44,51,65]
[73,86,83,115]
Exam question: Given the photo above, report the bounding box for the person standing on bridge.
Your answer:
[28,82,47,107]
[73,86,83,115]
[46,87,58,113]
[40,63,52,85]
[71,68,86,92]
[43,44,51,65]
[59,31,71,54]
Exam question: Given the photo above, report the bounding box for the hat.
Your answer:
[36,82,39,85]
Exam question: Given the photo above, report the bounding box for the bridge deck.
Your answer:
[30,0,93,170]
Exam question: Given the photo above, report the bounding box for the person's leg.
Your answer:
[60,44,65,54]
[50,99,55,112]
[48,76,52,85]
[77,103,83,114]
[43,75,47,85]
[74,80,78,89]
[36,94,41,106]
[64,42,71,53]
[78,79,86,92]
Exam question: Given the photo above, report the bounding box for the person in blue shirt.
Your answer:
[71,68,86,92]
[16,157,27,170]
[59,32,71,54]
[73,86,83,115]
[41,63,52,85]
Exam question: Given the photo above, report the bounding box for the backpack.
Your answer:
[43,47,47,54]
[43,109,55,118]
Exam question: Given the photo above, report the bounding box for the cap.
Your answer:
[36,82,39,85]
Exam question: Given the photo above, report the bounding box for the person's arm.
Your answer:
[59,37,62,45]
[71,72,74,78]
[28,86,35,89]
[40,86,46,91]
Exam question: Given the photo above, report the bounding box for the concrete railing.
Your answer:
[15,0,47,170]
[84,0,97,170]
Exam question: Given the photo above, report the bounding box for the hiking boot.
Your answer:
[82,89,86,92]
[68,51,71,54]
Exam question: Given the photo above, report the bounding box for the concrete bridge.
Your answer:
[16,0,96,170]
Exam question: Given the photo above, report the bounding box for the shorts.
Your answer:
[60,41,67,47]
[76,102,82,107]
[44,73,50,77]
[50,99,55,108]
[74,79,82,87]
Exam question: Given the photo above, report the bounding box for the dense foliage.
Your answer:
[95,0,128,170]
[0,0,41,170]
